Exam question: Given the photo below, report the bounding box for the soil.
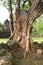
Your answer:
[0,41,43,65]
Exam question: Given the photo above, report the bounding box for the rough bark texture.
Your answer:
[9,0,14,35]
[9,0,43,57]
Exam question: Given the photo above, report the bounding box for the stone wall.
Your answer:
[0,31,10,38]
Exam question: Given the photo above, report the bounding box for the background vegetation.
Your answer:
[0,0,43,37]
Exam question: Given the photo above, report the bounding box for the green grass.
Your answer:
[0,38,8,43]
[32,38,43,43]
[0,38,43,43]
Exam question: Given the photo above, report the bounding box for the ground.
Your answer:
[0,38,8,43]
[0,39,43,65]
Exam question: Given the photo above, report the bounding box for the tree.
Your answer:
[8,0,14,35]
[9,0,43,57]
[1,0,14,35]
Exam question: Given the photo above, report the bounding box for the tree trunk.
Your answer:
[8,0,14,35]
[9,0,43,57]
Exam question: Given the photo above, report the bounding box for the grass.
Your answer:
[32,38,43,43]
[0,38,8,43]
[0,37,43,43]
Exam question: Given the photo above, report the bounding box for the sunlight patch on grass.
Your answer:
[33,38,43,43]
[0,38,8,43]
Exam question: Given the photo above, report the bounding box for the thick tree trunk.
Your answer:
[9,0,43,57]
[12,10,34,56]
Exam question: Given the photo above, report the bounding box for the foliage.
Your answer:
[0,22,3,27]
[1,0,43,37]
[1,0,16,10]
[0,22,3,31]
[1,0,32,11]
[1,0,8,9]
[22,1,30,10]
[32,15,43,37]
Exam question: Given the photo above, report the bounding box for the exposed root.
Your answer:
[9,31,15,40]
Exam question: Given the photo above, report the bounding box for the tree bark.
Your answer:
[9,0,43,57]
[8,0,14,35]
[25,1,43,56]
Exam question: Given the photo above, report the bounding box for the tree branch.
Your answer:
[16,0,20,16]
[30,0,41,12]
[9,0,14,34]
[28,1,43,26]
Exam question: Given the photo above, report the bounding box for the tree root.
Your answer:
[9,31,15,40]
